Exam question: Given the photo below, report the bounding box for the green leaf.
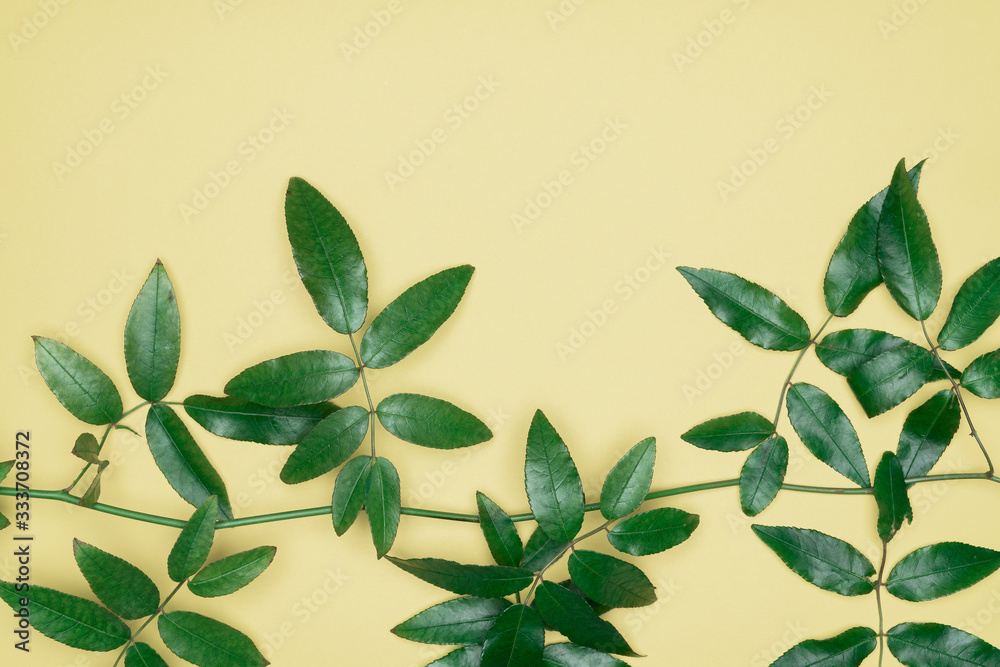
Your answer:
[551,579,614,618]
[680,412,774,452]
[366,456,401,559]
[33,336,123,425]
[963,349,1000,398]
[223,350,359,408]
[188,546,277,598]
[0,513,8,531]
[896,390,961,477]
[183,394,338,445]
[677,267,811,351]
[481,603,544,667]
[521,526,568,572]
[0,581,130,651]
[816,329,957,381]
[786,383,869,487]
[427,646,483,666]
[771,626,878,667]
[938,258,1000,350]
[874,452,912,542]
[542,643,630,666]
[285,176,367,335]
[877,158,942,320]
[534,581,639,656]
[159,610,268,667]
[377,393,493,449]
[125,642,170,667]
[568,550,656,608]
[360,265,475,368]
[524,410,584,543]
[124,261,181,402]
[72,432,102,464]
[145,404,232,519]
[167,496,218,582]
[607,507,699,556]
[279,405,369,484]
[0,460,11,483]
[751,525,875,596]
[887,622,1000,666]
[824,161,924,316]
[331,455,372,536]
[79,465,105,508]
[392,596,511,645]
[886,542,1000,601]
[73,539,159,620]
[477,492,523,567]
[600,437,656,520]
[386,557,533,598]
[847,344,934,417]
[739,435,788,517]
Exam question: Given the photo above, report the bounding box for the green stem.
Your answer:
[523,519,612,604]
[772,313,835,431]
[348,332,378,459]
[113,578,187,666]
[63,402,151,493]
[875,539,888,666]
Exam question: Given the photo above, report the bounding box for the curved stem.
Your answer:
[772,314,835,431]
[875,540,888,666]
[348,332,378,458]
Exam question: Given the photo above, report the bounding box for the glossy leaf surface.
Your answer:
[887,623,1000,666]
[786,383,869,487]
[159,611,268,667]
[124,261,181,402]
[963,349,1000,398]
[847,344,934,417]
[224,350,359,407]
[938,257,1000,350]
[886,542,1000,601]
[331,455,372,536]
[125,642,169,667]
[279,405,369,484]
[772,626,877,667]
[73,539,159,620]
[477,492,523,567]
[72,432,102,464]
[520,527,568,572]
[34,337,123,425]
[428,646,483,666]
[366,456,401,558]
[873,452,911,542]
[377,393,492,449]
[480,604,544,667]
[524,410,584,543]
[188,546,277,598]
[896,390,960,477]
[681,411,774,453]
[385,557,534,598]
[167,496,218,582]
[600,437,656,520]
[568,550,656,608]
[0,581,130,651]
[542,643,630,666]
[183,394,337,445]
[752,525,875,596]
[392,596,511,645]
[534,581,639,656]
[607,507,699,556]
[739,435,788,517]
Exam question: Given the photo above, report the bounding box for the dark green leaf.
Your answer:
[677,267,810,351]
[739,435,788,517]
[224,350,359,408]
[963,349,1000,398]
[896,390,961,477]
[847,344,935,417]
[607,507,699,556]
[125,642,169,667]
[886,542,1000,601]
[331,455,372,535]
[145,404,232,519]
[167,496,218,582]
[366,456,401,558]
[543,643,630,667]
[534,581,639,656]
[824,161,924,316]
[0,513,9,531]
[553,579,614,617]
[568,550,656,608]
[279,405,369,484]
[477,492,523,567]
[680,412,774,452]
[285,176,367,334]
[188,546,277,598]
[377,393,492,449]
[600,437,656,520]
[393,596,511,645]
[520,526,568,572]
[786,383,869,487]
[524,410,584,543]
[874,452,912,542]
[386,557,534,598]
[78,465,105,508]
[73,539,159,620]
[938,258,1000,350]
[360,265,475,368]
[752,525,875,596]
[0,460,11,483]
[183,394,338,445]
[0,581,130,651]
[771,626,877,667]
[887,622,1000,666]
[427,646,483,666]
[817,329,957,381]
[72,432,102,464]
[877,158,942,320]
[124,261,181,402]
[481,604,544,667]
[159,610,268,667]
[33,336,123,425]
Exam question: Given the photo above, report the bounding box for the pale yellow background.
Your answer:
[3,1,1000,665]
